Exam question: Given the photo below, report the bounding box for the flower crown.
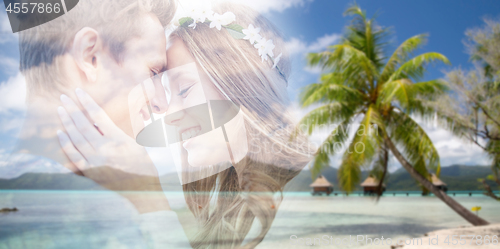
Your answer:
[175,7,286,81]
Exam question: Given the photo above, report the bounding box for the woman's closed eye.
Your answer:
[178,84,195,97]
[151,69,159,78]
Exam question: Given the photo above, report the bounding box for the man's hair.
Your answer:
[19,0,176,98]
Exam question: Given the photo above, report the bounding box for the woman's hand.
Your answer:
[56,88,170,213]
[57,88,156,177]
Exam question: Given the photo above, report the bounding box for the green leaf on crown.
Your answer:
[179,17,194,27]
[224,24,245,40]
[225,23,244,32]
[226,28,246,39]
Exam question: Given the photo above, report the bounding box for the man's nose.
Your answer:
[150,79,168,114]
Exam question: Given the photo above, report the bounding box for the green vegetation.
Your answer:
[435,19,500,200]
[297,4,489,225]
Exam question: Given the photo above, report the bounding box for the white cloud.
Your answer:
[286,33,340,56]
[285,38,307,56]
[0,72,27,113]
[308,33,341,52]
[285,33,340,75]
[419,122,490,167]
[0,115,24,133]
[303,65,323,74]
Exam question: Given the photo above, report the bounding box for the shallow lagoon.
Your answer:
[1,191,499,248]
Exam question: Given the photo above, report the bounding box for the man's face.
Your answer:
[84,14,167,137]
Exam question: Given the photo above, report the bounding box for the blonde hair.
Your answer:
[19,0,176,100]
[170,3,312,248]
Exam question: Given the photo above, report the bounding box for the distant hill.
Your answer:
[0,165,497,191]
[286,165,499,192]
[0,172,105,190]
[387,165,498,191]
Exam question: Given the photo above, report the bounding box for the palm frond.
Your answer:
[388,52,450,82]
[378,78,412,107]
[310,119,354,179]
[343,4,389,69]
[310,149,330,181]
[411,79,449,100]
[344,4,366,19]
[338,106,385,191]
[389,110,441,173]
[379,79,448,109]
[296,102,358,135]
[338,159,362,192]
[380,34,428,82]
[299,74,367,107]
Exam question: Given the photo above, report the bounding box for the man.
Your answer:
[16,0,172,173]
[0,0,186,248]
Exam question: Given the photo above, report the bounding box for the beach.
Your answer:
[1,191,499,248]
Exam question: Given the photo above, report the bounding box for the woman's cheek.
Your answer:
[184,84,208,108]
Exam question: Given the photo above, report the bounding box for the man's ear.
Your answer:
[71,27,102,83]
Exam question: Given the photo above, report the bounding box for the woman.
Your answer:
[57,3,313,248]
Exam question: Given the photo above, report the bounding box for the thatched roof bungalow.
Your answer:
[431,173,447,192]
[310,175,333,196]
[360,176,386,195]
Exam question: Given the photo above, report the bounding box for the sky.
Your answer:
[0,0,499,175]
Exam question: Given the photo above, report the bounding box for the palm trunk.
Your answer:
[383,136,489,226]
[376,140,388,200]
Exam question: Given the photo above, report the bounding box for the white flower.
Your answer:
[188,21,197,29]
[198,6,214,23]
[254,38,275,61]
[272,53,283,69]
[187,7,202,21]
[242,24,262,44]
[173,19,180,27]
[220,12,236,25]
[210,13,224,30]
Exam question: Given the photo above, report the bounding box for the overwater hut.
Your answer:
[431,173,447,192]
[360,176,386,195]
[310,175,333,196]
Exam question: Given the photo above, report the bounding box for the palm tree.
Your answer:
[297,5,489,226]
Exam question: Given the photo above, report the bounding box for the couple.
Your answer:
[9,0,312,248]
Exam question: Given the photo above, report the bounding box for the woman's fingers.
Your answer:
[60,94,105,149]
[58,106,98,164]
[75,88,116,135]
[57,130,90,172]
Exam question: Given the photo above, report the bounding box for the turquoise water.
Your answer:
[1,191,499,248]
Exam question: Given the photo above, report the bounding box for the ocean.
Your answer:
[1,190,499,248]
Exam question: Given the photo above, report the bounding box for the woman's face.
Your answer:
[164,37,237,168]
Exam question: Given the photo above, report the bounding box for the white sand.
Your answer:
[396,223,500,249]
